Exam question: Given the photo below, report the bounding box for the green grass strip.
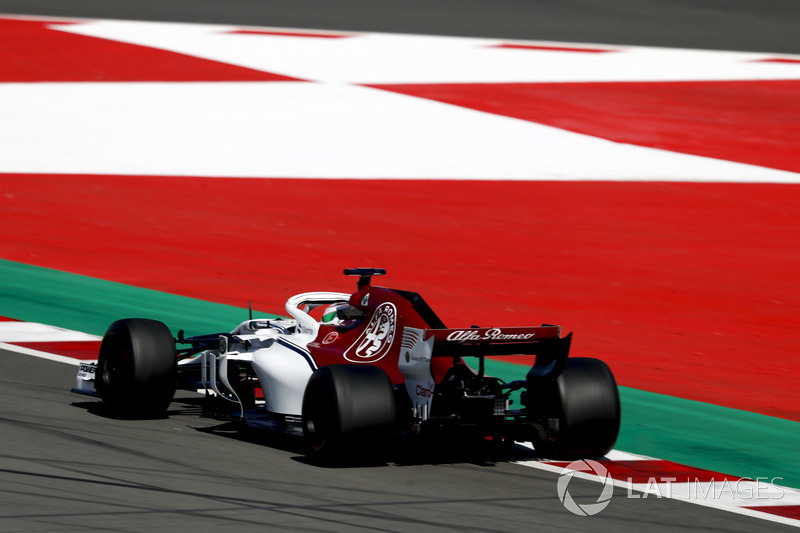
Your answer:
[485,358,800,489]
[0,258,280,337]
[616,386,799,488]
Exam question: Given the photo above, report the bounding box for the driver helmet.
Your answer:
[321,302,352,326]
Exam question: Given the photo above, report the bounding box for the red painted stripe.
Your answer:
[0,316,21,322]
[228,29,353,39]
[549,460,740,483]
[2,175,799,421]
[492,43,615,53]
[13,341,101,360]
[745,505,800,520]
[0,17,303,82]
[369,80,800,174]
[754,58,800,64]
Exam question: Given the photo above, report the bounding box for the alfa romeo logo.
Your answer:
[557,460,615,516]
[344,302,396,363]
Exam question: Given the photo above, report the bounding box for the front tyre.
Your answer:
[302,365,396,463]
[96,318,177,418]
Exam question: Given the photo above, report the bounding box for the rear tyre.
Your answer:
[96,318,177,418]
[532,357,620,459]
[302,364,396,463]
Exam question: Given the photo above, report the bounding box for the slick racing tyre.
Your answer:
[302,364,396,463]
[532,357,620,459]
[96,318,177,418]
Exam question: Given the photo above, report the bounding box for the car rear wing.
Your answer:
[420,326,570,359]
[398,325,572,423]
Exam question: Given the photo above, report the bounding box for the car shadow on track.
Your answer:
[197,418,544,469]
[73,394,546,468]
[71,392,207,420]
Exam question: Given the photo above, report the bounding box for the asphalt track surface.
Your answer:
[2,1,799,532]
[2,348,794,533]
[1,0,800,54]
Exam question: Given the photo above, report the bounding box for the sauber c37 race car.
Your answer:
[73,268,620,461]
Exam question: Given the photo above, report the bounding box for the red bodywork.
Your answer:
[307,285,561,384]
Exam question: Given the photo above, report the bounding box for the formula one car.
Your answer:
[73,268,620,461]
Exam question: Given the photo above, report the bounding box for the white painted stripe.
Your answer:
[603,449,659,461]
[0,322,101,342]
[513,455,800,528]
[56,20,800,84]
[0,342,86,366]
[2,82,798,182]
[515,442,656,461]
[3,17,799,183]
[655,481,800,507]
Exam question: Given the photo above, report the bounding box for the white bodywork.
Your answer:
[183,292,352,417]
[73,290,433,426]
